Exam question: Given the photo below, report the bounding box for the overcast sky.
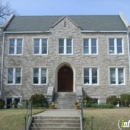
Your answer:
[5,0,130,23]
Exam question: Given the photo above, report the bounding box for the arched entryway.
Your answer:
[58,66,73,92]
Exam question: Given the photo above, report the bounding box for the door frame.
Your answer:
[55,62,75,92]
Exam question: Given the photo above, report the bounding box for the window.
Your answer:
[59,39,73,54]
[110,68,124,85]
[84,68,98,85]
[7,68,21,84]
[34,39,48,54]
[9,39,22,55]
[33,68,47,85]
[109,38,123,54]
[83,38,97,54]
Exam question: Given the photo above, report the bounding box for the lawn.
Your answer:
[84,107,130,130]
[0,108,44,130]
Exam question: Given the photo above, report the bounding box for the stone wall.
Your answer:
[2,17,130,102]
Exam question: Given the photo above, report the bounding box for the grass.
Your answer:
[0,108,44,130]
[84,107,130,130]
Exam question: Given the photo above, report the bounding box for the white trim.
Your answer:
[3,31,51,34]
[83,38,98,55]
[109,67,125,85]
[108,38,124,55]
[7,68,22,85]
[33,38,48,55]
[8,38,23,55]
[83,67,99,85]
[81,30,127,33]
[32,68,48,85]
[58,38,73,55]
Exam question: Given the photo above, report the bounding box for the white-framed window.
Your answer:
[58,39,73,54]
[110,68,125,85]
[109,38,123,54]
[34,39,48,54]
[84,68,98,85]
[83,38,97,54]
[7,68,22,85]
[33,68,47,85]
[9,39,22,55]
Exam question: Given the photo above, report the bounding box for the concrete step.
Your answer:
[31,127,81,130]
[33,119,80,123]
[32,123,80,127]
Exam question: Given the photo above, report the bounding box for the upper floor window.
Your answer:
[7,68,21,85]
[109,38,123,54]
[9,39,22,55]
[110,68,125,85]
[33,68,47,85]
[84,68,98,85]
[59,39,73,54]
[34,39,48,55]
[83,38,97,54]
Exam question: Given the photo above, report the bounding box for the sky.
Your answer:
[4,0,130,23]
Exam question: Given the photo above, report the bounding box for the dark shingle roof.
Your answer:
[4,15,127,32]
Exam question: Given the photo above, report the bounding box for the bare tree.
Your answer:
[0,1,15,25]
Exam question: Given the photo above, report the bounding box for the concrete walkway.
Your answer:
[33,109,81,117]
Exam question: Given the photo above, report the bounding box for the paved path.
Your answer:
[33,109,81,117]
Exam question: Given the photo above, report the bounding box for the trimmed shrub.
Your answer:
[83,103,114,108]
[120,94,130,106]
[29,94,47,108]
[106,95,118,105]
[0,99,4,109]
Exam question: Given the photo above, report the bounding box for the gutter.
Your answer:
[81,30,127,33]
[1,32,5,97]
[3,31,51,34]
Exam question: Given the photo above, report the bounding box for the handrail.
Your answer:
[80,98,84,130]
[24,101,32,130]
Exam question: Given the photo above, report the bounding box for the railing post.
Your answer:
[25,117,26,130]
[81,99,84,130]
[30,101,32,117]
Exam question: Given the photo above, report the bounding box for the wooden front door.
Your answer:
[58,66,73,92]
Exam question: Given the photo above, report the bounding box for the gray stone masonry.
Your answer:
[2,17,130,103]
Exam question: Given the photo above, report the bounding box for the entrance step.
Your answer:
[31,110,81,130]
[54,92,76,109]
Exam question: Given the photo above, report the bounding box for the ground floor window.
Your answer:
[33,68,47,85]
[84,68,98,85]
[110,68,124,85]
[6,98,21,108]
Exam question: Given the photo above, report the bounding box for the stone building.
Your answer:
[1,13,130,108]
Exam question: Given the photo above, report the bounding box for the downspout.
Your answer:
[1,32,5,98]
[127,30,130,82]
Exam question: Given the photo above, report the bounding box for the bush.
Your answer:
[83,103,114,108]
[106,95,118,105]
[29,94,47,108]
[120,94,130,106]
[0,99,4,109]
[83,95,97,104]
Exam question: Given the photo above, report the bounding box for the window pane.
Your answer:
[42,39,47,54]
[41,68,46,84]
[91,39,96,46]
[67,47,72,54]
[91,39,97,54]
[118,68,124,84]
[59,39,64,46]
[117,39,122,54]
[110,68,116,84]
[33,68,39,84]
[8,68,13,84]
[92,68,97,84]
[34,39,40,54]
[109,39,114,54]
[84,68,89,84]
[17,39,22,54]
[83,39,89,54]
[9,39,15,54]
[67,39,72,46]
[59,47,64,54]
[92,47,96,54]
[15,68,21,84]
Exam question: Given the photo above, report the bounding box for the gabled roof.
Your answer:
[3,15,128,32]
